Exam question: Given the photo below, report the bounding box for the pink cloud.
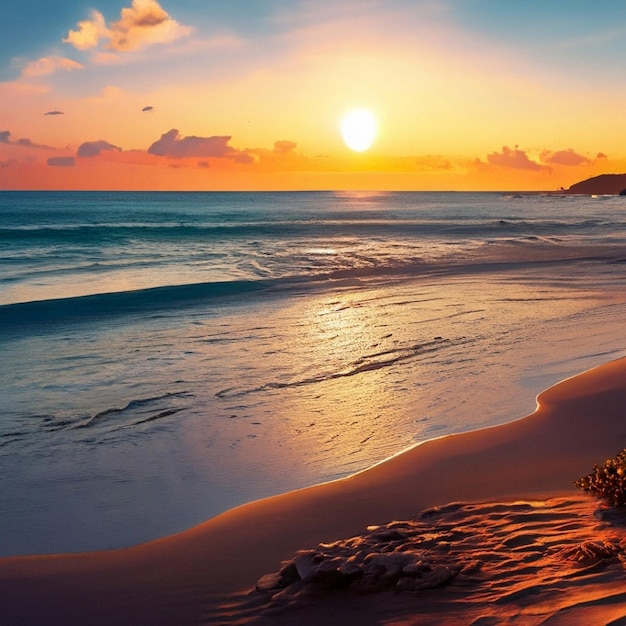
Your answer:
[22,56,83,77]
[147,129,252,163]
[540,148,591,167]
[48,156,76,167]
[77,140,122,157]
[485,146,550,172]
[64,0,191,53]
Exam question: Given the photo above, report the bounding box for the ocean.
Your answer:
[2,190,626,557]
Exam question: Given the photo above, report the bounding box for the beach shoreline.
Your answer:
[2,358,626,625]
[4,190,626,560]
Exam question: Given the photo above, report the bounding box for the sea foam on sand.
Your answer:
[2,358,626,625]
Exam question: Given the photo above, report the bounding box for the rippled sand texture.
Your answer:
[220,497,626,625]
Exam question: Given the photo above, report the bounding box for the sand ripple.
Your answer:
[214,496,626,625]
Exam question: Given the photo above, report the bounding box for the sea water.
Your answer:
[2,190,626,556]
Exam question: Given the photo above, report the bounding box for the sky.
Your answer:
[2,0,626,191]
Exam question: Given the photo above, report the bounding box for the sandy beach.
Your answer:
[2,358,626,625]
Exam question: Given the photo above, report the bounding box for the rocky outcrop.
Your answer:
[566,173,626,195]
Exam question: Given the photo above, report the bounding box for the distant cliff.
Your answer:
[566,173,626,195]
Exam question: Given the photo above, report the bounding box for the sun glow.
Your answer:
[340,108,378,152]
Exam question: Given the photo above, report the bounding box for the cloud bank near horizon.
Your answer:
[0,122,609,185]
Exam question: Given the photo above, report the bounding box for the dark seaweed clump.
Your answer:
[575,448,626,506]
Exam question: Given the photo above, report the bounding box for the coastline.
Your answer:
[4,190,626,560]
[2,358,626,625]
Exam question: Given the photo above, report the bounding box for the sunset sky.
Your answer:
[2,0,626,191]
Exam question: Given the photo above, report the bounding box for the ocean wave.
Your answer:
[2,242,625,329]
[0,279,271,327]
[0,216,622,245]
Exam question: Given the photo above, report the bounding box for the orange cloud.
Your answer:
[540,148,591,167]
[63,11,110,50]
[64,0,191,53]
[22,56,84,77]
[484,145,551,172]
[273,140,297,154]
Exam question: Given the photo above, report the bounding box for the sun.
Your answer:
[340,108,378,152]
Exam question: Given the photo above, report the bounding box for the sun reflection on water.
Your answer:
[180,268,623,519]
